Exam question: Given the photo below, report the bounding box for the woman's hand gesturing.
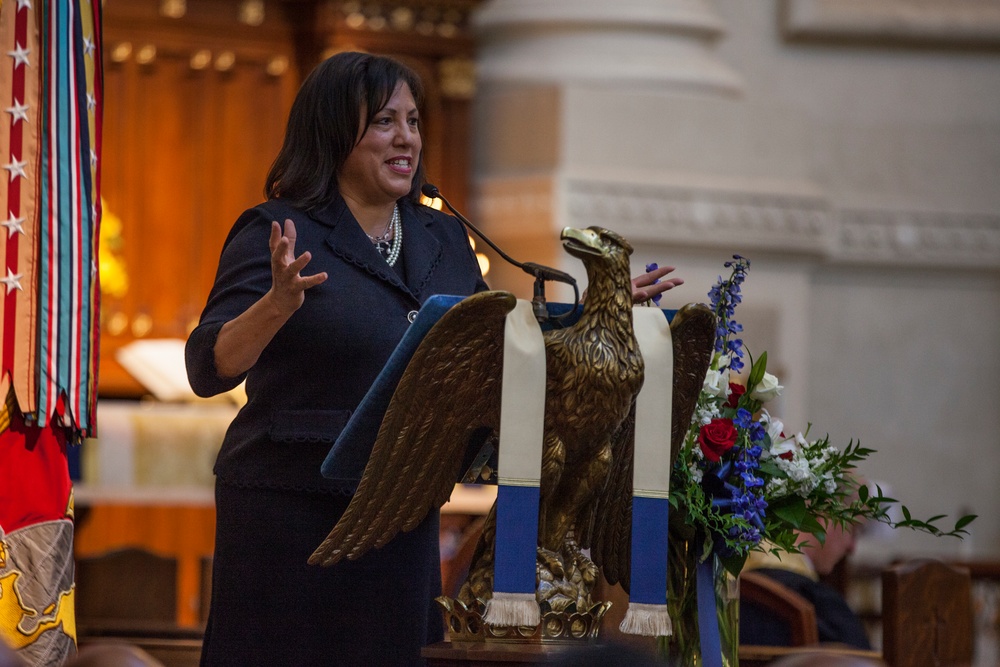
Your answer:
[632,263,683,305]
[269,219,328,315]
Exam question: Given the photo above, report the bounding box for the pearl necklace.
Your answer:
[367,205,402,267]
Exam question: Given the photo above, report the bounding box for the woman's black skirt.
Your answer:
[200,482,443,666]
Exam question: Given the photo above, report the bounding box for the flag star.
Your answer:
[2,214,25,238]
[3,159,27,182]
[16,0,32,10]
[90,149,98,167]
[84,37,95,58]
[8,43,30,69]
[87,93,96,111]
[1,268,24,294]
[5,100,29,125]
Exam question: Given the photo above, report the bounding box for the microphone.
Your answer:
[420,183,577,288]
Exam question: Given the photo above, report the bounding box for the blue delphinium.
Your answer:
[707,255,750,372]
[721,389,768,548]
[700,256,771,552]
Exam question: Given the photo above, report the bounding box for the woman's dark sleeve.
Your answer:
[185,207,273,397]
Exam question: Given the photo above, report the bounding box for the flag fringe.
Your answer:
[619,602,673,637]
[482,592,540,627]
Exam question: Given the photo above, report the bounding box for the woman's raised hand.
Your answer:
[269,219,328,315]
[632,263,683,305]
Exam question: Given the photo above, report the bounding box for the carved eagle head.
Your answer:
[560,226,633,261]
[560,226,634,306]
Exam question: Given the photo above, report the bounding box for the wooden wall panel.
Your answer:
[97,1,479,396]
[99,1,297,395]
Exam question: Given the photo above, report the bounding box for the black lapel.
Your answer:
[312,197,417,304]
[399,199,443,302]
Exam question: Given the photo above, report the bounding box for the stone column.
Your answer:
[474,0,741,92]
[470,0,814,426]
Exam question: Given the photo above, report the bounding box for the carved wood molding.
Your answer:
[782,0,1000,46]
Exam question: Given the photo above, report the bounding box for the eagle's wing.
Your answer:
[666,303,717,467]
[310,290,517,566]
[590,303,717,591]
[586,403,635,585]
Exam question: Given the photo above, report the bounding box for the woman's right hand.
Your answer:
[268,219,328,315]
[212,219,329,379]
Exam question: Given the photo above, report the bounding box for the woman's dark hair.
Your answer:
[264,51,425,211]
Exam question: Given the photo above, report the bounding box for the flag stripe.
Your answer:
[83,0,102,434]
[2,0,27,385]
[66,0,82,428]
[73,0,95,431]
[56,0,73,426]
[37,0,55,424]
[29,0,97,433]
[9,0,41,415]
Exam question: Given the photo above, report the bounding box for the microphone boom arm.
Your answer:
[421,184,579,323]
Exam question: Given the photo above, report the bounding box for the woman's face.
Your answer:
[338,81,421,209]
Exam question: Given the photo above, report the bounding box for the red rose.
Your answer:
[698,418,738,462]
[725,383,746,409]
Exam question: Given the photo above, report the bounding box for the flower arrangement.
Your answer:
[661,255,975,664]
[671,255,973,573]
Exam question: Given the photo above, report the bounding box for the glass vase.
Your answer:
[657,534,740,667]
[715,554,740,667]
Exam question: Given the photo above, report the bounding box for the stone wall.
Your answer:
[471,0,1000,560]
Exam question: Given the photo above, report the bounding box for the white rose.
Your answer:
[750,372,783,402]
[703,368,730,398]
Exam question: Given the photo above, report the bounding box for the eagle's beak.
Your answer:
[561,227,603,256]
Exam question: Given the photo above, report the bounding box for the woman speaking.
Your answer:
[187,51,681,665]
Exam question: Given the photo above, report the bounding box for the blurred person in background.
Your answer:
[740,518,871,649]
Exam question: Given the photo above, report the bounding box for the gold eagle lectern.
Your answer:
[310,226,715,640]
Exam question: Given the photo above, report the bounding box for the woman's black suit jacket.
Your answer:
[186,195,489,666]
